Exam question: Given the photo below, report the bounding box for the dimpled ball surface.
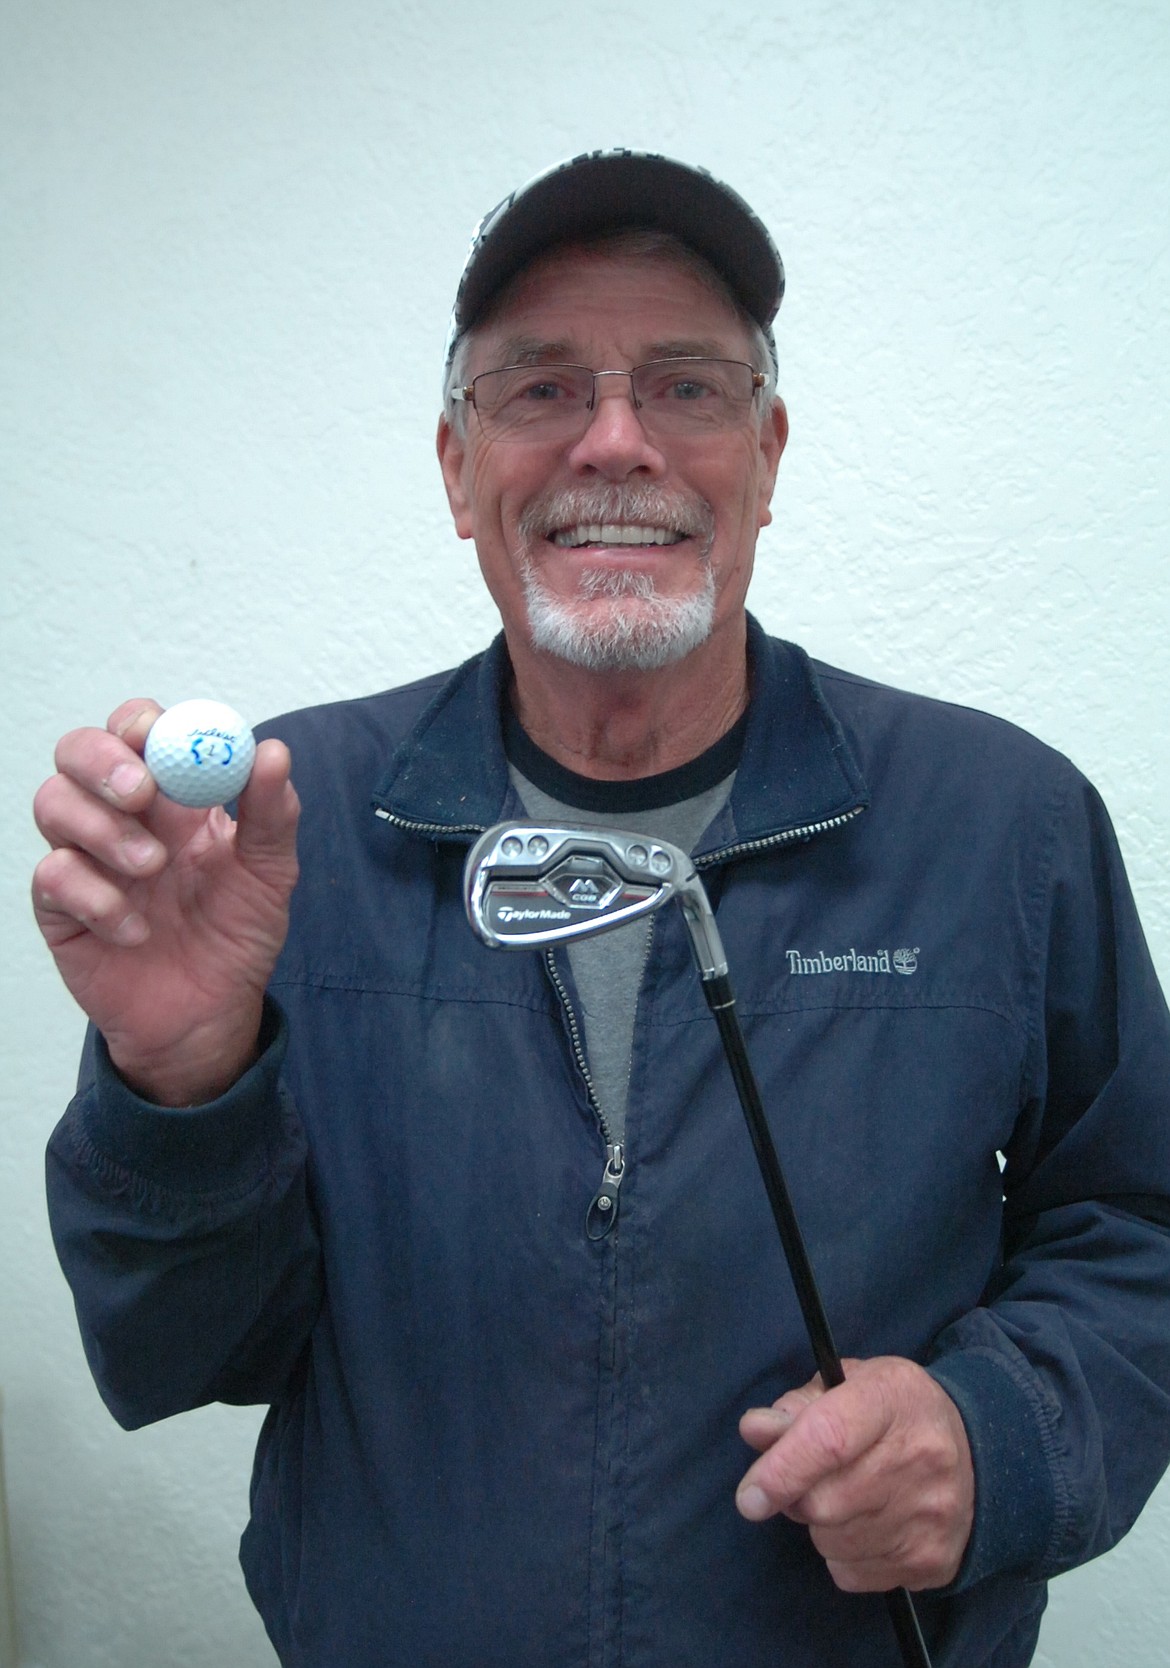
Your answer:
[144,699,257,808]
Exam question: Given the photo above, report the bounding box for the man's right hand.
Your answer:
[32,698,301,1108]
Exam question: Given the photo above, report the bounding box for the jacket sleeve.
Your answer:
[45,998,324,1430]
[927,764,1170,1592]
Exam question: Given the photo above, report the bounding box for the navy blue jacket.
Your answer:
[48,622,1170,1667]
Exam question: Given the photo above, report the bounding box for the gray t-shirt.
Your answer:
[510,767,735,1144]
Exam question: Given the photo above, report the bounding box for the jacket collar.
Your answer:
[372,615,868,859]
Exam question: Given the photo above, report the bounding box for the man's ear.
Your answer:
[437,415,474,540]
[757,397,788,530]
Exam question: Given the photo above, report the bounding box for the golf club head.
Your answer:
[463,822,728,977]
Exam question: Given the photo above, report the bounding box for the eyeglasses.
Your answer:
[454,358,767,444]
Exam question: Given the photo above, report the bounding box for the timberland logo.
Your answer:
[786,947,920,976]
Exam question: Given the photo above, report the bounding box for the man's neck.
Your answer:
[505,613,750,780]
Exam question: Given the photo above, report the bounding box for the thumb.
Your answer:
[234,740,300,870]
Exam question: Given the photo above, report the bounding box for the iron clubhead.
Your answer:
[463,822,691,950]
[464,821,728,976]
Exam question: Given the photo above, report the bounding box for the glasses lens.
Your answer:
[632,360,758,434]
[471,365,594,441]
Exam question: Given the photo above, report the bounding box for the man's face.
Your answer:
[438,244,787,674]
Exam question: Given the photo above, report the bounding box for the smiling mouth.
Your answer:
[550,523,687,548]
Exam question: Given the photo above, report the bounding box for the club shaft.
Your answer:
[886,1587,932,1667]
[705,977,842,1383]
[702,974,932,1668]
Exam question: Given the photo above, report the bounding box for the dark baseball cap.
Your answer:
[445,149,784,368]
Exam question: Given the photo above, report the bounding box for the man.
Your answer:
[33,151,1170,1667]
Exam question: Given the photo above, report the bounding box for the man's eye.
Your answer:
[520,379,569,402]
[667,379,712,401]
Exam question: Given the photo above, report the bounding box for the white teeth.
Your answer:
[551,524,684,548]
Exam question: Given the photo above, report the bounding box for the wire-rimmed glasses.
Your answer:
[454,358,767,445]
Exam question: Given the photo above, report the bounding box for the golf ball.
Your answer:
[144,699,257,808]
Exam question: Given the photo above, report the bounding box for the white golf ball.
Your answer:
[144,699,257,808]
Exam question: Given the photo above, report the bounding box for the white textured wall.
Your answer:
[2,3,1168,1664]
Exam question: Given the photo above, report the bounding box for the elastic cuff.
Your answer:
[927,1346,1057,1593]
[84,997,289,1197]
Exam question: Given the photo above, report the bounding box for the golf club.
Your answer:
[463,821,932,1668]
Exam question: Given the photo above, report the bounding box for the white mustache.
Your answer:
[517,484,714,546]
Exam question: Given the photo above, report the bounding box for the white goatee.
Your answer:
[516,484,717,673]
[521,560,716,672]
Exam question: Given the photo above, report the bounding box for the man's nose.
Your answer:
[567,372,666,477]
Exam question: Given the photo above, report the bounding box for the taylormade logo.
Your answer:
[497,906,572,923]
[786,947,919,977]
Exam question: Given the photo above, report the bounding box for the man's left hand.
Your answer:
[736,1356,974,1593]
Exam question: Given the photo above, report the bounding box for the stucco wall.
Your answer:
[2,2,1168,1663]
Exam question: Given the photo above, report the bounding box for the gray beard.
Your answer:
[516,483,717,673]
[521,559,717,672]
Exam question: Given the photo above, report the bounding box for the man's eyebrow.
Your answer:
[646,338,736,361]
[491,336,578,366]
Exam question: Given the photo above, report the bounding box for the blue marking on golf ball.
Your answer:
[145,699,257,808]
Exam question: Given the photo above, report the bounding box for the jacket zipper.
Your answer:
[544,948,628,1240]
[693,803,866,869]
[372,809,485,838]
[372,803,866,865]
[545,942,628,1668]
[587,1144,626,1241]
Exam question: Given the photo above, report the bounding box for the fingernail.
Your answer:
[114,912,149,946]
[737,1486,771,1521]
[112,706,152,739]
[108,762,148,799]
[761,1407,794,1433]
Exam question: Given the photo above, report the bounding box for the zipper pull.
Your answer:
[586,1143,625,1241]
